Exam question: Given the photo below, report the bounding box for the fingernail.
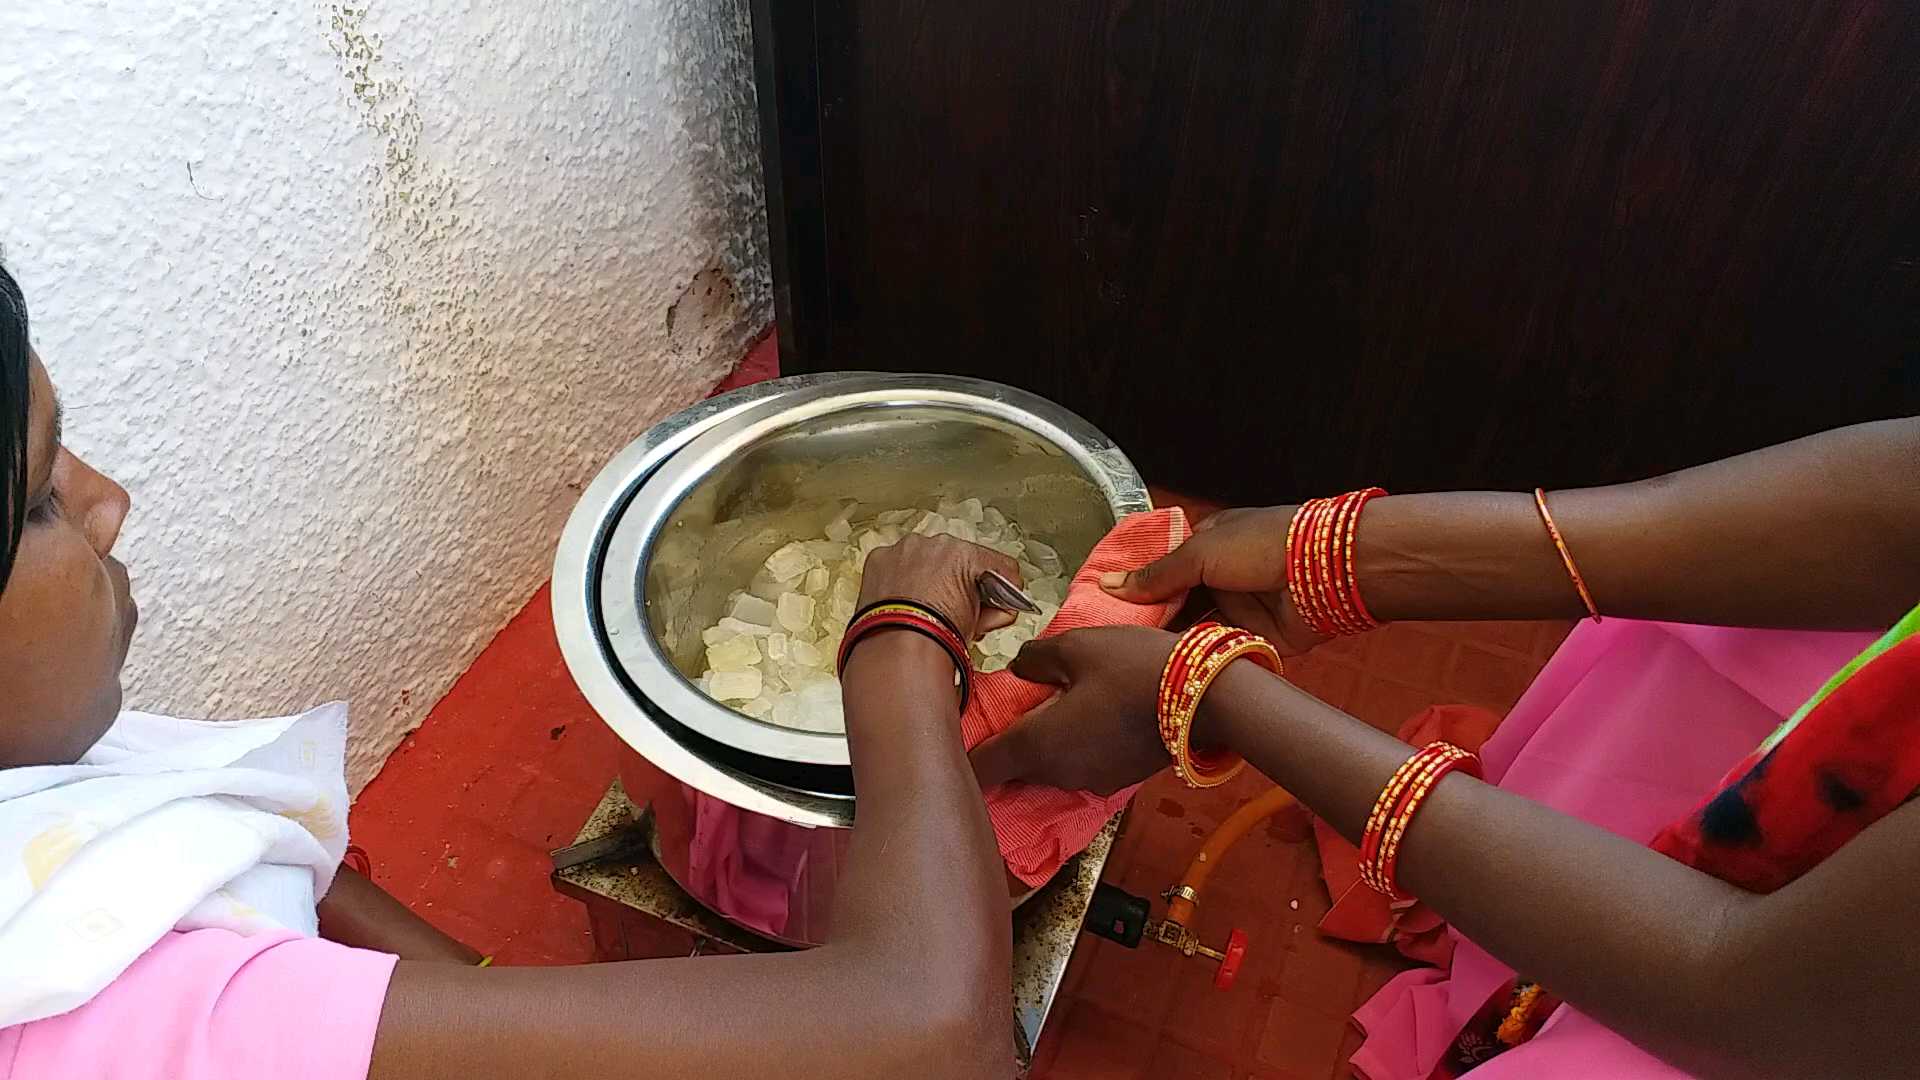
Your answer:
[1098,571,1127,590]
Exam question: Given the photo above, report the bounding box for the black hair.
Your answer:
[0,256,28,595]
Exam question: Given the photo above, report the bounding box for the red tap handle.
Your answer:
[1213,928,1248,990]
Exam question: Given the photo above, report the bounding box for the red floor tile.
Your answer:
[1533,620,1576,660]
[1162,944,1268,1061]
[1275,937,1365,1019]
[1076,865,1185,1027]
[1350,676,1446,734]
[1352,954,1406,1011]
[1039,1001,1161,1079]
[1333,1026,1368,1079]
[1315,629,1380,665]
[349,583,617,964]
[1366,625,1458,690]
[1456,619,1539,656]
[1255,997,1351,1079]
[1122,777,1223,877]
[1145,1038,1237,1080]
[1444,643,1538,711]
[1287,657,1363,713]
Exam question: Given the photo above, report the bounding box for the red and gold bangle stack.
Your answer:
[1285,487,1388,638]
[1357,742,1482,901]
[1157,622,1284,788]
[836,599,973,708]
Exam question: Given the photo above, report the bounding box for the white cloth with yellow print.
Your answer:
[0,702,349,1026]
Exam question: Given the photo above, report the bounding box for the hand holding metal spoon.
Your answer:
[976,569,1043,615]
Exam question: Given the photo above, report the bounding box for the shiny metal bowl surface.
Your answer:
[555,373,1148,829]
[617,387,1142,767]
[551,374,1147,946]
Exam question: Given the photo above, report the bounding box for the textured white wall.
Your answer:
[1,0,771,788]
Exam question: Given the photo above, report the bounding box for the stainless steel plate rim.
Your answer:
[553,372,1149,827]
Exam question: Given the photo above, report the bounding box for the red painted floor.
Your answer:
[348,332,1569,1073]
[1029,618,1569,1080]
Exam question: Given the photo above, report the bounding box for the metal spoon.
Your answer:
[976,569,1044,615]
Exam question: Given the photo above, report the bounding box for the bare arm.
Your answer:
[986,630,1920,1078]
[1105,417,1920,640]
[1360,416,1920,628]
[317,865,482,965]
[367,539,1015,1080]
[1204,663,1920,1079]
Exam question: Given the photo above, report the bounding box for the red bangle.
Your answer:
[837,600,973,708]
[1359,742,1481,901]
[1340,487,1387,629]
[1357,746,1437,887]
[1286,489,1388,638]
[1289,500,1336,635]
[1323,493,1365,635]
[1376,748,1478,898]
[1362,745,1470,893]
[1156,623,1282,789]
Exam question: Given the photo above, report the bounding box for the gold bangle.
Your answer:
[1533,488,1601,623]
[1166,637,1280,788]
[1372,748,1469,894]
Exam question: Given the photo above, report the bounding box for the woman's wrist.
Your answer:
[1188,654,1273,754]
[1353,492,1590,622]
[841,629,960,697]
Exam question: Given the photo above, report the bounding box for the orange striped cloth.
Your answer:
[963,507,1194,885]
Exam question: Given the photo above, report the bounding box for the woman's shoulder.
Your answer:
[2,929,396,1080]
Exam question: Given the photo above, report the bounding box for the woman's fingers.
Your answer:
[968,695,1058,786]
[962,544,1024,636]
[1008,635,1073,685]
[968,730,1020,787]
[1098,536,1207,603]
[977,607,1017,634]
[1099,508,1257,600]
[858,535,1027,640]
[1193,506,1246,534]
[1210,591,1280,642]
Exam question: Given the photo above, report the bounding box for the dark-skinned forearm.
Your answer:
[371,633,1013,1080]
[829,632,1013,1033]
[318,865,482,964]
[1353,417,1920,630]
[1199,663,1920,1078]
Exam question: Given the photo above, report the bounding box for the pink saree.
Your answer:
[1347,618,1877,1079]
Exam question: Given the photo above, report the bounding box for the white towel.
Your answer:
[0,702,350,1026]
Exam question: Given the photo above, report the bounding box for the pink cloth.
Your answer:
[1348,619,1876,1079]
[684,790,816,939]
[966,508,1194,885]
[0,929,396,1080]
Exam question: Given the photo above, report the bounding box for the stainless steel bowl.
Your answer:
[552,372,1149,942]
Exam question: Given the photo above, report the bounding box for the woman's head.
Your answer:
[0,258,135,766]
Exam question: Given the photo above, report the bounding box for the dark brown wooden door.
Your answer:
[751,1,1920,504]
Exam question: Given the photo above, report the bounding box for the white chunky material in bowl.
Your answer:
[694,499,1068,733]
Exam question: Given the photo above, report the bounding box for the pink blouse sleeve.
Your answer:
[2,929,397,1080]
